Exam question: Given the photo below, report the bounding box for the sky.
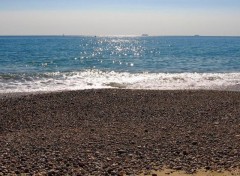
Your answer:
[0,0,240,36]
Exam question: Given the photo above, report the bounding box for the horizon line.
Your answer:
[1,34,240,37]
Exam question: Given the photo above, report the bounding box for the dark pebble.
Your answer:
[192,141,198,145]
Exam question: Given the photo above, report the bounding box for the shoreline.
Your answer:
[1,86,240,98]
[1,89,240,175]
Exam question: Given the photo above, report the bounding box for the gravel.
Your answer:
[0,89,240,175]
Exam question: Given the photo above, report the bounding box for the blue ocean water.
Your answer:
[0,36,240,93]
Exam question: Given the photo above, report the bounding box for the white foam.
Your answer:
[1,70,240,93]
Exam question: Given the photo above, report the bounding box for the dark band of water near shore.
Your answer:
[0,89,240,175]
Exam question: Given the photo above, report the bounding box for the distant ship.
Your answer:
[194,35,200,37]
[141,34,149,37]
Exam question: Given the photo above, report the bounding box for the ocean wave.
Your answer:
[0,70,240,93]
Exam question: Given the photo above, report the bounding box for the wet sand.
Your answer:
[140,168,240,176]
[0,89,240,175]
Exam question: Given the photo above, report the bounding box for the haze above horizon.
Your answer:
[0,0,240,36]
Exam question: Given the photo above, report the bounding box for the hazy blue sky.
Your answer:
[0,0,240,36]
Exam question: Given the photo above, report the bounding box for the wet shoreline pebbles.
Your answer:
[0,89,240,175]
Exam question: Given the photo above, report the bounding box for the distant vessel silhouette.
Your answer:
[141,34,149,37]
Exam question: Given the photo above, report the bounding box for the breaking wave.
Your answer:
[1,70,240,93]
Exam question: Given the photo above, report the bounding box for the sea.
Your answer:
[0,36,240,93]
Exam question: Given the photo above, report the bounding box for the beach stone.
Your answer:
[174,166,182,170]
[24,168,29,173]
[214,122,219,125]
[48,169,57,175]
[15,170,20,174]
[192,141,198,145]
[182,150,188,155]
[117,149,126,155]
[205,166,211,170]
[106,157,112,161]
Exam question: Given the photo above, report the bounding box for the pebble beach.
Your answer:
[0,89,240,175]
